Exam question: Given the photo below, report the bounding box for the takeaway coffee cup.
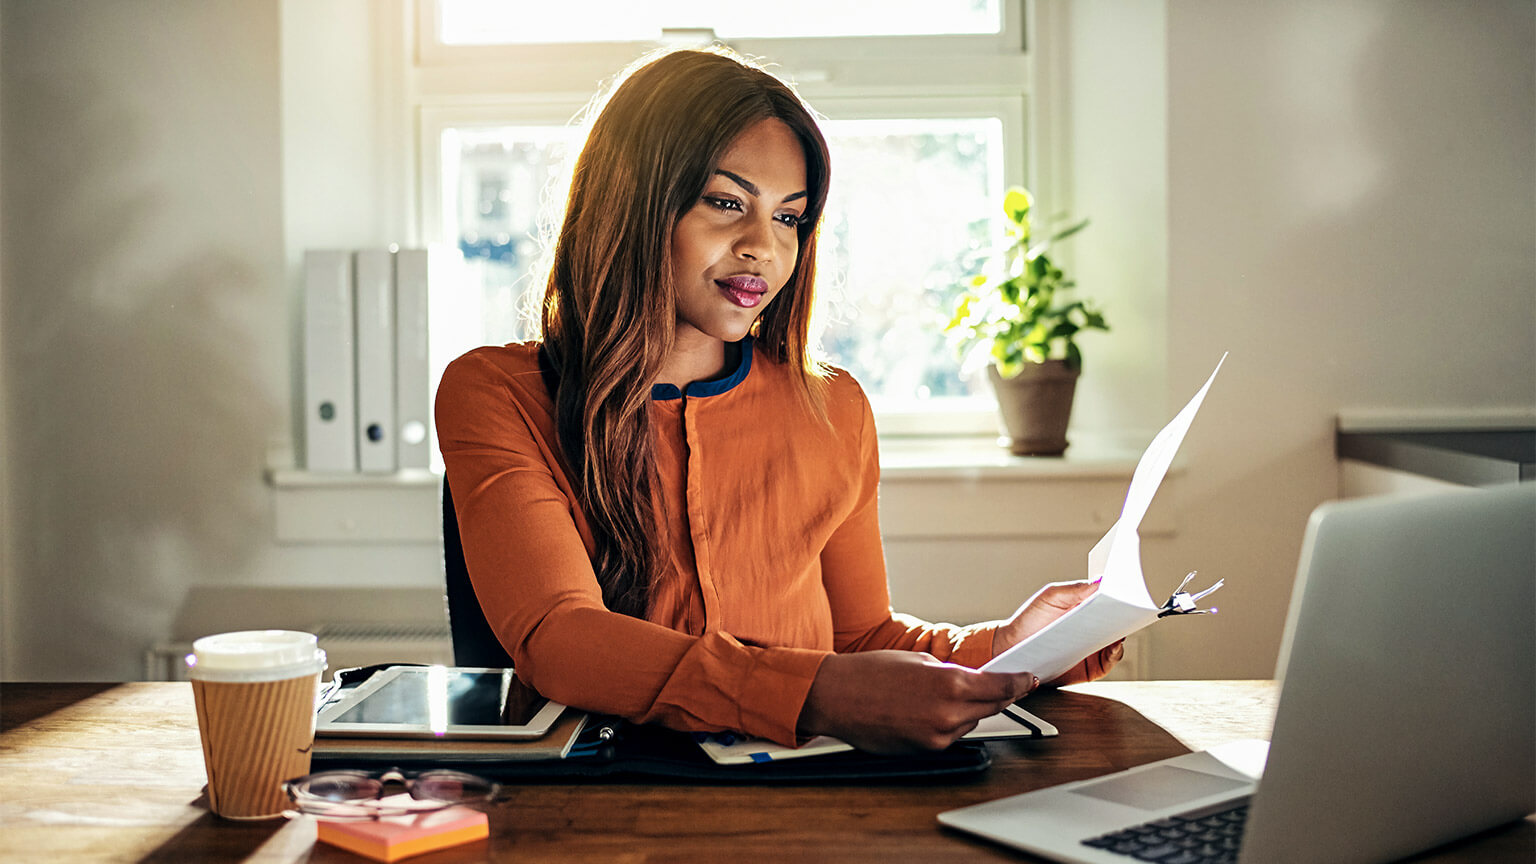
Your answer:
[185,630,327,820]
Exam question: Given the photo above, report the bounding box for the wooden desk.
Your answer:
[1,681,1529,863]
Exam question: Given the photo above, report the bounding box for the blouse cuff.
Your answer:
[735,647,828,748]
[946,621,1003,670]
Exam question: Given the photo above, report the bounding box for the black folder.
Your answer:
[310,664,992,783]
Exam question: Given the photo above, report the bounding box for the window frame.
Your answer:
[415,1,1027,69]
[410,0,1044,437]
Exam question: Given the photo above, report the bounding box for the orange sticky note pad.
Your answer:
[315,807,489,862]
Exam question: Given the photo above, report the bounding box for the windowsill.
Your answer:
[266,466,439,489]
[877,434,1149,480]
[266,432,1166,543]
[874,433,1175,540]
[267,434,1155,489]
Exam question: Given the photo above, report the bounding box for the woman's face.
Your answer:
[669,117,808,347]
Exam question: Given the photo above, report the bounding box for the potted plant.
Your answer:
[944,186,1108,455]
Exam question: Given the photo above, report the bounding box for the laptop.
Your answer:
[939,483,1536,864]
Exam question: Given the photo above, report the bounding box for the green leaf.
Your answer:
[1003,187,1033,226]
[1049,320,1080,340]
[999,276,1022,305]
[951,187,1107,372]
[1080,302,1109,331]
[1051,218,1090,244]
[944,296,973,332]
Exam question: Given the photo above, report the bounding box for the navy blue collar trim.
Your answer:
[650,337,753,401]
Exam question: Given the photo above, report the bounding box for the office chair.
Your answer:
[442,476,515,668]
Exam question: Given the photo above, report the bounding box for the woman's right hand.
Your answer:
[795,650,1039,753]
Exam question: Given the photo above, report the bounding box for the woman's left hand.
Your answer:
[990,579,1126,686]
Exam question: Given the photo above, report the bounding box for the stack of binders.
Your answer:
[303,248,432,473]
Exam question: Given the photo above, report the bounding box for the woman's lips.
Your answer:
[717,275,769,308]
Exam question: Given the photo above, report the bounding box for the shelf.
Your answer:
[265,435,1167,543]
[1337,429,1534,487]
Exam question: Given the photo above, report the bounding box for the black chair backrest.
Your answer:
[442,477,515,668]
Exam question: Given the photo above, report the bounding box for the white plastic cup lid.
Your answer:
[185,630,327,683]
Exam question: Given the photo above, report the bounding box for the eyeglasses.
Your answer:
[283,768,500,820]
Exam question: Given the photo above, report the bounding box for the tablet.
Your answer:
[315,665,566,739]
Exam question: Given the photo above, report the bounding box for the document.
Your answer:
[981,354,1228,683]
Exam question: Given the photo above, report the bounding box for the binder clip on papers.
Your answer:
[1159,571,1223,618]
[981,354,1230,684]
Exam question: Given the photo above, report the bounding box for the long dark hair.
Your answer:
[538,48,832,618]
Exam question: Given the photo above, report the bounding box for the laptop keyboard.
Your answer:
[1081,797,1250,863]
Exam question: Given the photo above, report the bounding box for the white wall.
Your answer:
[1151,0,1535,677]
[0,0,283,678]
[0,0,441,681]
[1061,0,1171,445]
[280,0,413,452]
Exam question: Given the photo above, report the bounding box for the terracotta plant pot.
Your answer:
[987,361,1080,456]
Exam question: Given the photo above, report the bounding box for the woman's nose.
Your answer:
[733,216,775,262]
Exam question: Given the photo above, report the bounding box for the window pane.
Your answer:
[433,117,1004,414]
[432,125,576,375]
[438,0,1001,44]
[818,118,1003,405]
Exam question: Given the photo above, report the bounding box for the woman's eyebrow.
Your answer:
[715,169,808,204]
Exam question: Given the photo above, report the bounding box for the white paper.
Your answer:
[696,707,1056,764]
[981,354,1227,683]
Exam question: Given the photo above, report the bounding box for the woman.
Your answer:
[435,48,1120,753]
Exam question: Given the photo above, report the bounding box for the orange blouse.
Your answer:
[435,339,998,746]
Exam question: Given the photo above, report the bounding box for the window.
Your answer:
[436,0,1003,43]
[815,113,1005,409]
[430,124,575,360]
[416,1,1034,435]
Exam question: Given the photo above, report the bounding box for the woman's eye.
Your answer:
[703,195,742,212]
[775,212,803,228]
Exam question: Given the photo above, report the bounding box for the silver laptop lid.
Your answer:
[1243,484,1535,864]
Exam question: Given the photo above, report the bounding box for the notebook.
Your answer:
[696,703,1057,765]
[939,483,1536,864]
